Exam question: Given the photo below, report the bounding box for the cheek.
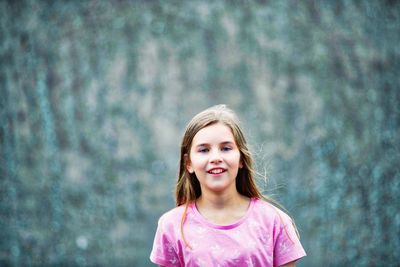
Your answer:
[233,152,242,164]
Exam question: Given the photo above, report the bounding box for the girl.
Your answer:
[150,105,306,267]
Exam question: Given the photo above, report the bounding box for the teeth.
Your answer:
[209,169,224,174]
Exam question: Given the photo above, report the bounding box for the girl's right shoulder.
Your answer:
[158,204,188,226]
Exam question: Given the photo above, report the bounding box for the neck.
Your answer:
[197,190,247,210]
[195,190,251,225]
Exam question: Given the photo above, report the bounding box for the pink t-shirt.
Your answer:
[150,198,306,267]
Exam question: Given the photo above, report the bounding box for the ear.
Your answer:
[239,159,243,169]
[184,154,194,173]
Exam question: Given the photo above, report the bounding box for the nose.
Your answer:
[209,149,222,164]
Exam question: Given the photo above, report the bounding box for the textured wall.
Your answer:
[1,1,399,266]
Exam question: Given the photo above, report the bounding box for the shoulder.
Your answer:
[253,200,307,265]
[157,204,187,230]
[158,204,186,222]
[252,198,293,227]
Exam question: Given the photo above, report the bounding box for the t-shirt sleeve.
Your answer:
[149,218,181,267]
[273,211,306,267]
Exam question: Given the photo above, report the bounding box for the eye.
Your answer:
[198,147,209,153]
[221,146,232,152]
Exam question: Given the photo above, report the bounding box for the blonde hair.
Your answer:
[175,104,298,248]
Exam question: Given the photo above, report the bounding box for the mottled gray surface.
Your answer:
[1,1,399,266]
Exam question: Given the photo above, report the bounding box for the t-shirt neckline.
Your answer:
[190,197,256,230]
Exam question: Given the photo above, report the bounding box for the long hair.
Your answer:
[175,104,298,248]
[175,104,262,206]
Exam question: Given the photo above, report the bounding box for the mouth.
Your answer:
[207,168,226,174]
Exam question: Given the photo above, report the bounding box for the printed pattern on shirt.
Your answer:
[150,198,306,267]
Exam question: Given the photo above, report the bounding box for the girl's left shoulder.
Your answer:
[252,198,294,226]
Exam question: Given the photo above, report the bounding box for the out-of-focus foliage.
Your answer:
[1,0,399,266]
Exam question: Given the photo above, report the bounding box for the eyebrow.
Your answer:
[194,141,235,147]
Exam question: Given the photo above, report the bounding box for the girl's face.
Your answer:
[187,123,242,196]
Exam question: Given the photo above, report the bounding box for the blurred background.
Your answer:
[1,0,399,266]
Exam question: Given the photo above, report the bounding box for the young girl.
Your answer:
[150,105,306,267]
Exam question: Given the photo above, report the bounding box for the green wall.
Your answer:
[1,1,399,266]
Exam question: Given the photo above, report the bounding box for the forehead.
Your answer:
[192,123,236,145]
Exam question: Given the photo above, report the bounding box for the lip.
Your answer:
[207,168,227,175]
